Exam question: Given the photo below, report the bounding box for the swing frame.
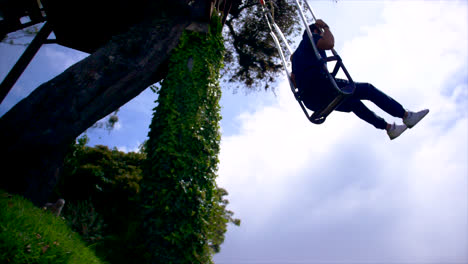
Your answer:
[260,0,356,124]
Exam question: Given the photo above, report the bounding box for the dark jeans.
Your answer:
[299,75,406,129]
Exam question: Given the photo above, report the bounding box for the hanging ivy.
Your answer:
[140,14,233,263]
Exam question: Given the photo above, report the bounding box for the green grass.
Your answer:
[0,190,106,264]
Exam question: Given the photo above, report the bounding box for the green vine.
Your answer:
[141,14,234,263]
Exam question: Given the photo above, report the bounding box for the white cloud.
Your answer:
[340,1,467,106]
[43,46,88,71]
[215,1,467,263]
[113,121,122,131]
[117,141,142,153]
[396,117,468,259]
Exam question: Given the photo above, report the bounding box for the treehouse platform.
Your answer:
[0,0,154,103]
[1,0,151,53]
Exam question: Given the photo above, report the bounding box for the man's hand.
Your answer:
[315,19,334,50]
[315,19,329,29]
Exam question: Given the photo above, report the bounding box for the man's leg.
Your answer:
[337,99,407,139]
[337,98,387,129]
[336,79,406,119]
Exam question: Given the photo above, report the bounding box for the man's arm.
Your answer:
[315,19,334,50]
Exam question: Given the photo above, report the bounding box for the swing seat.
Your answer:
[290,73,355,125]
[308,82,354,124]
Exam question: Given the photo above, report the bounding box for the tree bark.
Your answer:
[0,15,191,206]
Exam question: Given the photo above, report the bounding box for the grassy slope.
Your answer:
[0,190,105,264]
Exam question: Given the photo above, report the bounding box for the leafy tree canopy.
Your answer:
[223,0,301,90]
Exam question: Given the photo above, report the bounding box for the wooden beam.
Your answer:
[0,22,52,104]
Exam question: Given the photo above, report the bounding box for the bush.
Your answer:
[58,136,144,203]
[55,136,147,264]
[0,190,105,264]
[62,199,106,244]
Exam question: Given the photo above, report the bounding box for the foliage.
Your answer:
[206,187,240,253]
[89,110,120,132]
[55,136,147,264]
[223,0,301,90]
[55,126,239,263]
[57,135,144,203]
[0,190,105,264]
[62,199,106,244]
[140,13,239,263]
[1,25,41,46]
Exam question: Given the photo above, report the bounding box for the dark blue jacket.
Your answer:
[291,29,333,110]
[292,30,327,78]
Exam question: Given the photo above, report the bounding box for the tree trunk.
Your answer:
[141,17,224,261]
[0,15,191,206]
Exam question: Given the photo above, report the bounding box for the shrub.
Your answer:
[55,136,147,263]
[62,199,106,244]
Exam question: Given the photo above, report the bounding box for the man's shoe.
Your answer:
[387,123,407,140]
[403,109,429,128]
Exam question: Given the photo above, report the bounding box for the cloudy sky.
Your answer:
[1,1,467,263]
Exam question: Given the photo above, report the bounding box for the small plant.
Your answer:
[63,200,106,244]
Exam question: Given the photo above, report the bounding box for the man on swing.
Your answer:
[291,19,429,140]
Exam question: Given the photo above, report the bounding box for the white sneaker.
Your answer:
[403,109,429,128]
[387,123,407,140]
